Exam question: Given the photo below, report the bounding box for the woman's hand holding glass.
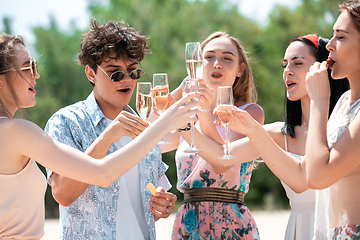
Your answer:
[214,107,255,137]
[197,78,215,112]
[156,92,201,133]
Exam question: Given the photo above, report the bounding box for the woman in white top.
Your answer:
[306,0,360,238]
[0,33,200,239]
[179,33,349,239]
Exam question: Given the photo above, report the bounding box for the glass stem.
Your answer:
[224,123,230,156]
[190,122,196,148]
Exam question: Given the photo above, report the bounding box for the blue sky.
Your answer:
[1,0,300,46]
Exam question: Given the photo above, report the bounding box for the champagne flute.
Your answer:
[152,73,171,145]
[216,86,236,159]
[185,42,203,80]
[182,78,202,153]
[185,42,207,112]
[136,82,152,120]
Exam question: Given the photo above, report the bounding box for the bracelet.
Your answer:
[177,123,191,132]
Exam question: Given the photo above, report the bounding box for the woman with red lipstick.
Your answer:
[171,32,265,239]
[177,33,349,239]
[305,0,360,238]
[0,33,200,239]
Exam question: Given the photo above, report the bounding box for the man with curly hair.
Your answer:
[44,19,177,240]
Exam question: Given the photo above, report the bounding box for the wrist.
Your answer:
[177,123,191,132]
[99,130,119,145]
[246,121,263,139]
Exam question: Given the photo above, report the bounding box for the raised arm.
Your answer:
[5,94,200,197]
[180,104,264,173]
[305,62,360,189]
[49,110,149,206]
[196,79,225,144]
[157,77,219,153]
[182,104,311,193]
[148,93,181,153]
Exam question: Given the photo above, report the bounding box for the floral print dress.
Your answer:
[172,105,260,240]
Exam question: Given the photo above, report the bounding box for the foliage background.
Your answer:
[2,0,341,218]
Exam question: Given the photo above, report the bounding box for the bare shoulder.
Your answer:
[1,118,42,135]
[236,102,265,124]
[263,121,284,132]
[0,118,47,173]
[0,118,47,146]
[263,122,285,145]
[235,101,263,111]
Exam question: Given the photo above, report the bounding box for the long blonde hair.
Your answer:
[201,32,257,103]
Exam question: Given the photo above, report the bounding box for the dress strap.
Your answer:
[239,102,254,110]
[284,134,288,152]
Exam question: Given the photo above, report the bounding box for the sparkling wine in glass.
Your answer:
[136,82,152,120]
[182,78,202,153]
[185,42,203,79]
[185,42,207,112]
[217,86,236,159]
[152,73,171,145]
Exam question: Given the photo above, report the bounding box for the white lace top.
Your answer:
[314,90,360,240]
[327,90,360,149]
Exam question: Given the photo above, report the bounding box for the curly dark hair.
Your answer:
[77,19,151,84]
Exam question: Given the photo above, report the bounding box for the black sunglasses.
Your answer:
[97,63,145,82]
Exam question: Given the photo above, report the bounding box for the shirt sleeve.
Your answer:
[155,152,171,191]
[157,174,172,192]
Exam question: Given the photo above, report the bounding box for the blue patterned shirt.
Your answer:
[45,92,169,240]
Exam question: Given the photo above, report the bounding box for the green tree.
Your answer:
[29,16,92,129]
[2,17,12,34]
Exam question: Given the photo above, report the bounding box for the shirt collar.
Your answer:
[84,92,106,127]
[84,91,138,127]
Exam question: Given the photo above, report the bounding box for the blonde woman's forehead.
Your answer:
[203,37,238,56]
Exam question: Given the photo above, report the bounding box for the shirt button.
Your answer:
[114,188,117,193]
[112,215,115,219]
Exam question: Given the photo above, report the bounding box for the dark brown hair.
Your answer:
[77,19,151,86]
[281,35,349,138]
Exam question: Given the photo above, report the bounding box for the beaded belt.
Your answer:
[183,188,245,205]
